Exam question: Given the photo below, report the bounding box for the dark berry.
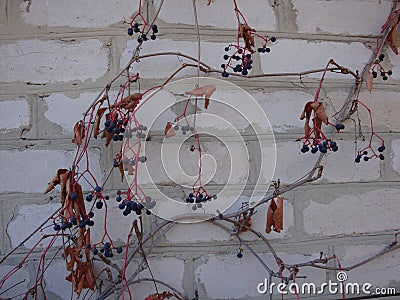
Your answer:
[118,135,124,141]
[364,156,369,161]
[112,135,119,141]
[221,64,226,69]
[151,34,156,40]
[133,22,139,28]
[192,204,197,210]
[89,222,94,229]
[257,48,263,53]
[311,147,318,154]
[379,154,384,160]
[387,70,392,76]
[117,247,123,254]
[151,24,158,30]
[355,157,361,163]
[237,252,243,258]
[265,48,271,53]
[246,54,251,59]
[331,146,338,152]
[372,71,377,78]
[116,196,122,202]
[79,221,85,228]
[105,195,110,200]
[53,224,61,231]
[152,28,158,34]
[92,248,98,255]
[127,28,133,36]
[382,76,388,81]
[70,193,78,200]
[70,217,77,225]
[117,190,122,195]
[141,33,147,39]
[301,144,309,153]
[379,54,385,61]
[88,211,94,218]
[96,201,103,209]
[222,71,229,78]
[146,209,151,215]
[319,145,327,153]
[134,27,140,33]
[270,36,276,42]
[363,150,368,155]
[330,141,337,148]
[104,120,111,127]
[223,54,229,60]
[335,124,345,130]
[242,70,248,75]
[197,203,203,208]
[95,186,102,192]
[224,47,230,51]
[380,71,386,77]
[137,37,142,43]
[378,145,385,152]
[118,203,125,209]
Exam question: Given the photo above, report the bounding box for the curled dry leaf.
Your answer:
[207,0,212,5]
[72,121,85,147]
[265,196,284,233]
[300,101,328,138]
[386,11,399,55]
[186,85,216,109]
[238,212,252,233]
[119,93,142,110]
[164,122,176,138]
[44,168,69,194]
[366,71,374,93]
[239,23,255,52]
[94,107,107,138]
[145,291,175,300]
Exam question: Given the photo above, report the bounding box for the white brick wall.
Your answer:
[0,149,101,193]
[0,39,109,83]
[293,0,392,35]
[303,188,400,236]
[0,99,30,130]
[20,0,139,28]
[261,40,371,77]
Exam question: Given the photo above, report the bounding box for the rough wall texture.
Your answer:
[0,0,400,299]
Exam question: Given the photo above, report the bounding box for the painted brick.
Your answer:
[392,139,400,175]
[121,39,226,78]
[293,0,392,35]
[327,90,400,132]
[0,149,101,193]
[154,0,276,30]
[0,265,30,299]
[303,188,400,236]
[0,39,109,83]
[260,40,371,77]
[44,92,99,132]
[165,222,231,243]
[387,49,400,80]
[255,90,313,133]
[43,259,76,300]
[0,99,30,130]
[342,245,400,289]
[124,256,184,299]
[195,252,325,299]
[20,0,138,28]
[7,203,61,249]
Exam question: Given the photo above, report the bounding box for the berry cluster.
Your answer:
[301,140,339,154]
[220,36,276,78]
[355,145,385,163]
[53,211,95,231]
[104,118,128,142]
[115,190,156,216]
[128,21,158,43]
[369,54,393,81]
[91,242,123,257]
[173,123,195,135]
[185,192,216,210]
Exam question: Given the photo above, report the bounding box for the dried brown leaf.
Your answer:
[366,71,374,92]
[311,102,328,125]
[386,12,399,55]
[120,93,142,110]
[44,168,69,194]
[94,107,107,138]
[186,85,216,109]
[300,101,313,120]
[239,24,255,52]
[273,196,283,233]
[145,291,174,300]
[72,121,85,147]
[164,122,176,138]
[265,198,276,234]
